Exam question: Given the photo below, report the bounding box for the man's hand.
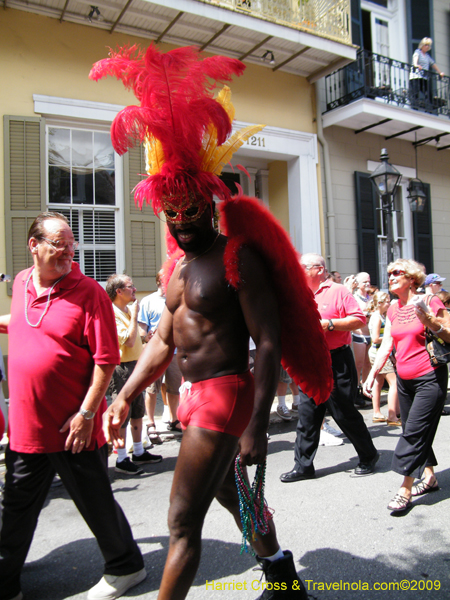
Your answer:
[320,319,329,331]
[60,413,94,453]
[130,300,139,320]
[238,422,268,466]
[103,399,130,448]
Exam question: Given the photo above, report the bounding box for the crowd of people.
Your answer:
[1,40,449,600]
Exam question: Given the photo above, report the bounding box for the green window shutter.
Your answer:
[123,145,161,292]
[355,171,379,286]
[413,182,433,274]
[4,116,46,296]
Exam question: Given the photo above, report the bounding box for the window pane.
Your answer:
[49,166,71,204]
[95,250,116,281]
[72,130,93,204]
[94,212,115,244]
[94,132,115,206]
[48,128,71,204]
[83,211,94,244]
[84,249,116,281]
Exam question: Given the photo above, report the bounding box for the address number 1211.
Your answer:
[246,136,265,147]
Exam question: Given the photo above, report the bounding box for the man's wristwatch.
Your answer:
[327,319,335,331]
[79,408,95,420]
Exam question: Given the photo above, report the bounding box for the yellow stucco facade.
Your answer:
[0,8,318,355]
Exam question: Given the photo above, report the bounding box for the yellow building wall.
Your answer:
[0,8,315,353]
[268,162,289,232]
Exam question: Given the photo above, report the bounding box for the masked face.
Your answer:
[162,194,210,224]
[167,204,215,254]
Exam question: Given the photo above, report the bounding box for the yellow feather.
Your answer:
[144,136,165,175]
[206,124,265,175]
[216,86,235,122]
[199,86,237,171]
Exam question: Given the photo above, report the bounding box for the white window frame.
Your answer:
[34,96,126,283]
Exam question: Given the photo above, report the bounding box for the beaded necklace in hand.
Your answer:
[24,268,68,328]
[182,232,220,265]
[235,454,273,555]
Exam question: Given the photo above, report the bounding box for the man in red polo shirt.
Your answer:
[281,253,379,483]
[0,212,145,600]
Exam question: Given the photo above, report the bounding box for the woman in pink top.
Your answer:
[364,259,450,513]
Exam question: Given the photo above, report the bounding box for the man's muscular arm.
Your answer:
[104,305,176,447]
[237,246,281,466]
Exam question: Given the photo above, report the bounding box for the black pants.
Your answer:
[0,444,144,600]
[392,366,448,479]
[294,346,377,473]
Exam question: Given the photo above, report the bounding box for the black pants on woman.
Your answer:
[392,365,448,479]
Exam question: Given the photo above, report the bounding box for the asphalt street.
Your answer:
[1,394,450,600]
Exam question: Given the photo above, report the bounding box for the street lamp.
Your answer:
[407,178,427,212]
[369,148,402,265]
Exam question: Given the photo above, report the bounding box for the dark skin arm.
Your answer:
[236,246,281,466]
[103,305,176,448]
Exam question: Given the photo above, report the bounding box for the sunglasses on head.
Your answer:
[388,269,406,277]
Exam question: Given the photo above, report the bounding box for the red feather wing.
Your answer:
[219,195,333,405]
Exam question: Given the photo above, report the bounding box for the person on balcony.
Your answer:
[410,38,445,110]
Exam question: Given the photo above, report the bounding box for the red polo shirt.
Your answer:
[8,263,120,453]
[314,280,366,350]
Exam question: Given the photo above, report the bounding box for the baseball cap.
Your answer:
[424,273,446,286]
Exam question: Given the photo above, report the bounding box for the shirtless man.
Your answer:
[105,200,307,600]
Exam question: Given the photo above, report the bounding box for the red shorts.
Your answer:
[177,372,254,438]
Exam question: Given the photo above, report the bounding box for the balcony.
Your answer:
[325,50,449,115]
[322,50,450,150]
[203,0,352,44]
[9,0,356,80]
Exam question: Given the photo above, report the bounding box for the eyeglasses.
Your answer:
[123,285,136,290]
[388,270,406,277]
[303,264,322,271]
[41,237,79,252]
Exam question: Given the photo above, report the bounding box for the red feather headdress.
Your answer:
[90,44,333,404]
[89,44,261,215]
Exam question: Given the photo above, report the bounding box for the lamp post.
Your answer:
[369,149,402,266]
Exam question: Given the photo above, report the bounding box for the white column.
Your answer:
[256,169,270,207]
[241,167,258,197]
[288,154,321,254]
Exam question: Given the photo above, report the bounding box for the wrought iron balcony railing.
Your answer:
[325,50,450,116]
[203,0,352,44]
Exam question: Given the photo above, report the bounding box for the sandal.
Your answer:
[372,416,386,423]
[147,424,163,445]
[387,419,402,426]
[167,420,182,433]
[387,493,411,512]
[411,479,439,497]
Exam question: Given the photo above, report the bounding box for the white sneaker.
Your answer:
[161,406,171,424]
[323,422,342,437]
[276,405,292,421]
[88,568,147,600]
[319,429,344,446]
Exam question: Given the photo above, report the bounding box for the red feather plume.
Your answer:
[89,44,245,213]
[219,195,333,405]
